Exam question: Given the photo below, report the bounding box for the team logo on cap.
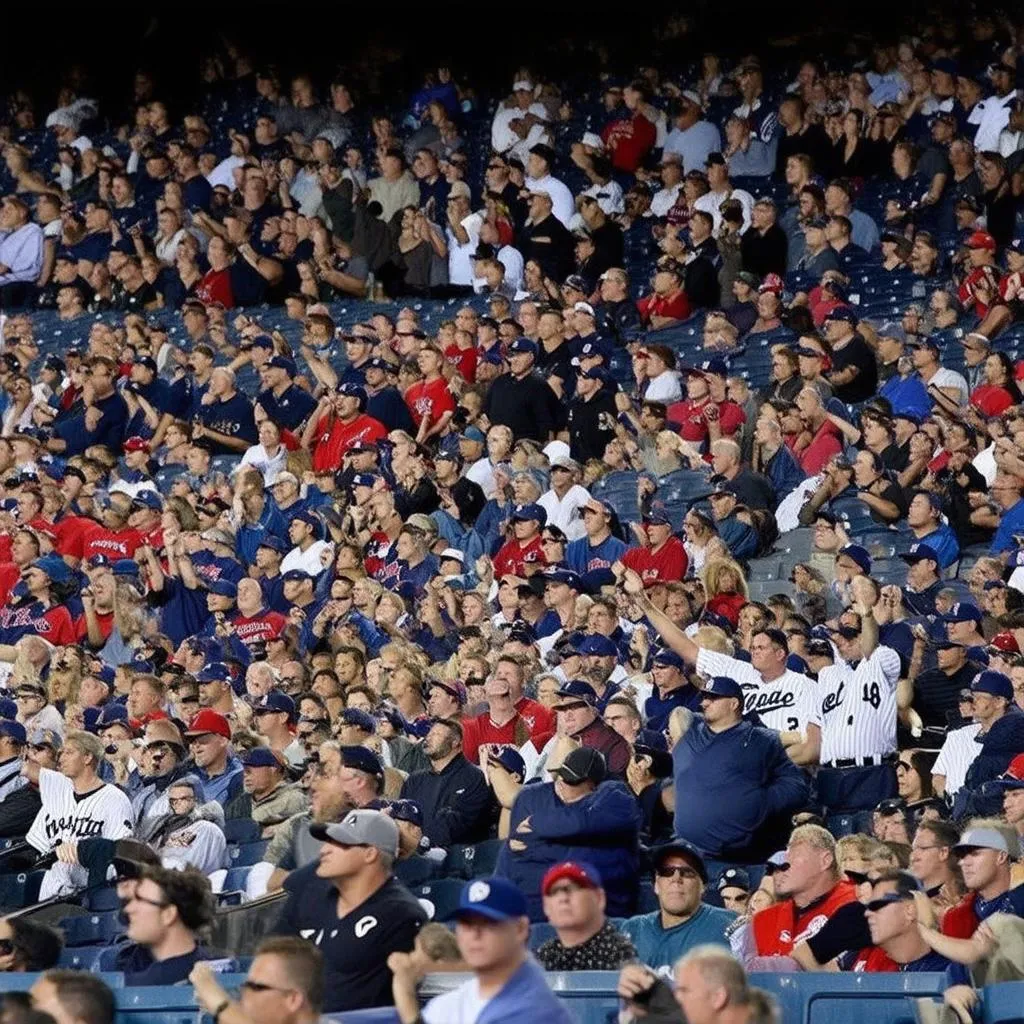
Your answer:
[468,881,491,902]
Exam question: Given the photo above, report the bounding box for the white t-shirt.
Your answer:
[644,370,683,404]
[423,977,490,1023]
[448,213,482,286]
[932,722,982,796]
[928,367,969,406]
[466,457,496,499]
[651,184,683,218]
[524,174,575,228]
[538,483,591,541]
[281,540,333,576]
[581,179,625,216]
[693,187,754,234]
[492,102,548,155]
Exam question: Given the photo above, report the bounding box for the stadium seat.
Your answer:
[221,866,253,893]
[528,922,557,951]
[0,870,44,911]
[394,855,444,887]
[413,879,465,921]
[445,839,503,880]
[57,946,110,971]
[59,911,125,947]
[228,840,269,867]
[85,886,122,912]
[980,981,1024,1024]
[224,819,262,843]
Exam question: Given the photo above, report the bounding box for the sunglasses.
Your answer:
[865,897,907,912]
[655,866,700,880]
[764,862,790,876]
[240,981,295,995]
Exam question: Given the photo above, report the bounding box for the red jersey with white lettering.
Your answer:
[444,344,478,383]
[666,398,745,445]
[461,712,554,763]
[752,881,857,955]
[0,602,76,646]
[230,610,287,650]
[404,377,456,429]
[311,413,388,472]
[514,696,555,737]
[82,524,143,562]
[492,536,545,578]
[621,536,688,585]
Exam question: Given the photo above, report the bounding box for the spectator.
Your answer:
[0,917,63,973]
[29,972,115,1024]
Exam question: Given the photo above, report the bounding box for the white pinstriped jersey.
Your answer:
[695,648,819,734]
[817,645,901,763]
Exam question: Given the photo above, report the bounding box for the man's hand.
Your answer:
[617,963,659,1012]
[84,407,102,432]
[943,986,978,1024]
[55,842,80,866]
[190,962,231,1015]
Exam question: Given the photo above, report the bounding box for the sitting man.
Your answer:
[117,865,216,984]
[534,860,637,970]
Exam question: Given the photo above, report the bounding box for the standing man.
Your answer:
[272,809,427,1013]
[24,730,134,900]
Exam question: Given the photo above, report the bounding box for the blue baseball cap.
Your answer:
[972,670,1014,700]
[340,707,377,732]
[717,867,752,893]
[575,634,617,658]
[0,720,26,744]
[112,560,141,579]
[82,707,102,734]
[31,555,72,584]
[510,502,546,525]
[576,339,612,361]
[351,473,380,489]
[130,491,164,511]
[554,680,599,706]
[335,382,368,406]
[839,544,872,573]
[643,505,672,527]
[824,306,859,326]
[95,704,130,730]
[542,568,583,589]
[0,699,16,720]
[579,366,613,383]
[257,535,290,554]
[450,877,528,922]
[196,662,233,684]
[652,649,685,670]
[701,357,729,377]
[652,838,708,882]
[241,747,284,768]
[492,747,526,779]
[480,349,505,366]
[901,544,940,565]
[702,676,744,701]
[268,356,297,376]
[204,579,238,599]
[254,691,295,716]
[281,569,313,583]
[460,426,486,443]
[249,335,274,351]
[340,744,385,778]
[507,338,538,357]
[428,679,468,706]
[944,603,984,625]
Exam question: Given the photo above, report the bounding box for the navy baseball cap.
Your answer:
[249,335,274,351]
[554,680,599,706]
[241,747,284,769]
[204,578,238,599]
[575,634,617,657]
[972,670,1014,700]
[254,691,295,717]
[0,698,16,720]
[701,676,744,701]
[900,544,940,565]
[830,623,861,640]
[268,356,297,376]
[340,708,377,732]
[196,662,233,684]
[131,491,164,510]
[507,338,538,357]
[944,603,984,625]
[257,535,290,554]
[510,503,546,525]
[717,867,751,893]
[281,569,313,583]
[428,679,468,706]
[0,720,27,744]
[701,357,729,378]
[652,838,708,882]
[449,877,528,922]
[340,745,385,778]
[351,473,381,488]
[95,704,130,730]
[576,339,612,361]
[543,568,583,589]
[552,747,607,785]
[578,366,613,383]
[824,306,859,326]
[652,649,685,670]
[643,505,672,527]
[839,544,872,573]
[492,747,526,779]
[387,799,424,828]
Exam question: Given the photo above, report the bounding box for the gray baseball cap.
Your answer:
[954,827,1010,855]
[310,809,399,858]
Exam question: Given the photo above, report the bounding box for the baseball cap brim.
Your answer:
[309,821,367,846]
[447,903,519,923]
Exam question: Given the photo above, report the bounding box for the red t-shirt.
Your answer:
[514,696,555,737]
[52,515,96,561]
[230,611,287,651]
[752,881,857,955]
[602,113,657,172]
[0,563,21,608]
[492,536,545,578]
[444,344,478,383]
[799,421,843,475]
[970,384,1015,417]
[850,947,898,972]
[621,536,688,585]
[74,609,115,643]
[404,377,456,429]
[82,524,144,562]
[958,266,999,318]
[195,268,234,308]
[666,398,745,444]
[461,712,554,763]
[637,289,691,326]
[311,413,388,472]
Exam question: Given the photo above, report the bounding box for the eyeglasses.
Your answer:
[655,866,700,880]
[168,796,195,807]
[130,894,169,909]
[241,981,296,995]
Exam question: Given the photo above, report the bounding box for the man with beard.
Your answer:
[400,718,492,848]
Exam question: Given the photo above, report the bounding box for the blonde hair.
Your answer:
[836,833,877,864]
[693,625,734,655]
[789,824,838,876]
[702,557,749,600]
[416,922,461,962]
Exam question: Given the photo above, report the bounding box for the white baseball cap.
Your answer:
[581,132,605,150]
[513,80,534,92]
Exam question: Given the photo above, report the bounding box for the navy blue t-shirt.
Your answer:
[115,942,209,985]
[257,384,318,432]
[183,174,213,213]
[194,393,258,451]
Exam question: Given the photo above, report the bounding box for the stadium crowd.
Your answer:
[2,10,1024,1024]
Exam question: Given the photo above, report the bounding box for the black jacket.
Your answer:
[567,387,619,462]
[520,214,575,283]
[400,754,493,847]
[484,370,558,442]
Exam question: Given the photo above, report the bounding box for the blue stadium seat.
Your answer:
[394,855,443,887]
[413,879,465,921]
[59,911,125,947]
[325,1012,400,1023]
[980,981,1024,1024]
[224,818,262,843]
[0,870,44,911]
[222,866,253,893]
[57,946,109,971]
[85,886,121,912]
[445,839,503,880]
[529,922,557,951]
[228,839,269,867]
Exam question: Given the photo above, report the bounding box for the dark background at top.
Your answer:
[2,1,953,113]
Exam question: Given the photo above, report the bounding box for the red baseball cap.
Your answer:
[966,230,997,252]
[184,709,231,739]
[124,436,152,453]
[990,632,1020,653]
[1006,754,1024,780]
[541,861,603,895]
